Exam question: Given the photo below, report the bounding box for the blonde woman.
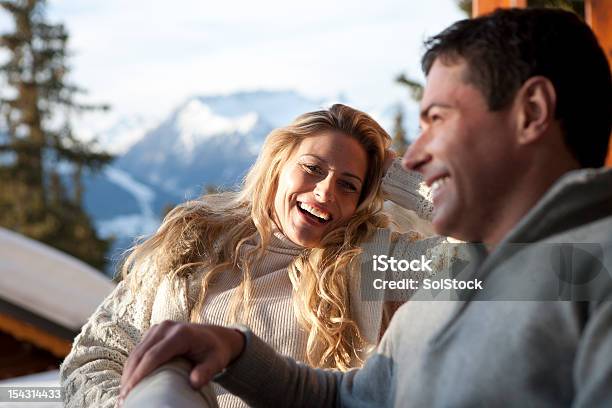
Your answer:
[60,104,439,408]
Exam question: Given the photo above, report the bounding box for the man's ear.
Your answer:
[514,76,557,145]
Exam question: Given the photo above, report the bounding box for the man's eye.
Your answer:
[430,113,442,122]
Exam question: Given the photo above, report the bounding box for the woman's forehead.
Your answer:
[293,132,368,175]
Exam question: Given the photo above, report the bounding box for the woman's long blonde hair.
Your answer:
[122,104,391,370]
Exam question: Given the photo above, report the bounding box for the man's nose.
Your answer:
[402,131,432,172]
[314,175,335,202]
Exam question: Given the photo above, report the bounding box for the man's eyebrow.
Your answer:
[420,102,452,120]
[300,154,363,184]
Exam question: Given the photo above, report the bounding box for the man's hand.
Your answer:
[119,321,245,402]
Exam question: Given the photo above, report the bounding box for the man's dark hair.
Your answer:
[422,8,612,168]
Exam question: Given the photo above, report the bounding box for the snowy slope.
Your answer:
[94,166,161,238]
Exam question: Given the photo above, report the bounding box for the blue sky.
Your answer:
[3,0,466,136]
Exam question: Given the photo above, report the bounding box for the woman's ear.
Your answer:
[514,76,557,145]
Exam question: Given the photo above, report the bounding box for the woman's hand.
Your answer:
[119,321,245,402]
[384,149,397,175]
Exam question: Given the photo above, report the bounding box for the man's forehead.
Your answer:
[420,59,474,111]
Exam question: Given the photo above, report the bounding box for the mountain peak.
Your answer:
[176,99,259,151]
[118,89,325,196]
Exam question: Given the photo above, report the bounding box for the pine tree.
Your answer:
[0,0,113,270]
[456,0,472,16]
[391,106,409,156]
[396,74,424,102]
[394,73,423,155]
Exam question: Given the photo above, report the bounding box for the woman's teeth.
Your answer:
[431,176,450,194]
[298,202,331,221]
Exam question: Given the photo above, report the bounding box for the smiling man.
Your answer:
[408,59,538,245]
[404,10,610,248]
[121,8,612,407]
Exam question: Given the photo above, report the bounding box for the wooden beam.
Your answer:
[585,0,612,166]
[0,313,72,358]
[0,332,62,380]
[585,0,612,63]
[473,0,527,17]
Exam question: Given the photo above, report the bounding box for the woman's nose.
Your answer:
[314,175,335,202]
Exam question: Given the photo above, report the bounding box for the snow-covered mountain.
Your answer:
[116,90,325,198]
[95,115,159,155]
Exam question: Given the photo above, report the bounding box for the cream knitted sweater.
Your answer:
[60,160,440,408]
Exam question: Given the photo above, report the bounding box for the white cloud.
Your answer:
[176,99,258,149]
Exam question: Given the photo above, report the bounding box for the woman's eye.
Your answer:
[340,180,357,192]
[303,164,322,174]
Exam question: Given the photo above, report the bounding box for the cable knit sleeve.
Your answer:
[382,158,433,221]
[59,276,157,408]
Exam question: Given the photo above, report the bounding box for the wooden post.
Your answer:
[585,0,612,63]
[472,0,527,17]
[585,0,612,166]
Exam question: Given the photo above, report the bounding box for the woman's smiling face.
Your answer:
[273,131,368,248]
